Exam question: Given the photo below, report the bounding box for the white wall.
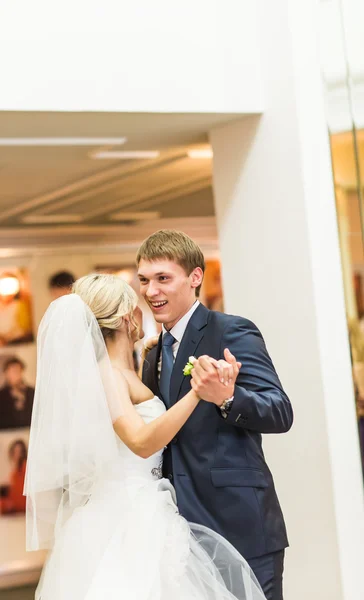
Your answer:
[210,0,364,598]
[0,0,263,113]
[2,0,363,126]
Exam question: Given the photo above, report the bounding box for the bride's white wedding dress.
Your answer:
[36,396,265,600]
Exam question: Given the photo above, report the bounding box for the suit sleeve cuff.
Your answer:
[222,394,250,426]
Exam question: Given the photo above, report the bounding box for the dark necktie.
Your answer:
[160,331,175,407]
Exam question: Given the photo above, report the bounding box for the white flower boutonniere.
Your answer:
[183,356,196,376]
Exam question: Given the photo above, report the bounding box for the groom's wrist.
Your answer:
[219,395,234,418]
[216,395,233,407]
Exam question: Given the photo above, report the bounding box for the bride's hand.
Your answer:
[143,335,159,352]
[138,335,160,379]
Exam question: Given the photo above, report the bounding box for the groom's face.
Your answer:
[138,259,201,330]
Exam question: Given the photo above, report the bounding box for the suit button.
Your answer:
[236,413,248,424]
[172,437,178,444]
[167,474,173,481]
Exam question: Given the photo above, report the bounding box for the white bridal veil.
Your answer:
[24,294,123,551]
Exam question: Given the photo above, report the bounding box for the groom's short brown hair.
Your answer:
[136,230,205,296]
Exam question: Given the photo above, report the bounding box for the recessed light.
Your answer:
[0,137,127,146]
[187,149,213,159]
[110,211,160,221]
[90,150,160,160]
[22,215,83,224]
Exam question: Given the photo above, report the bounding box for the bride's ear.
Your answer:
[122,316,132,337]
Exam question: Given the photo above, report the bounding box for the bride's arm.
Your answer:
[112,368,200,459]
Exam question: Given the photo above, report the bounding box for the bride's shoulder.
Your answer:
[110,365,129,385]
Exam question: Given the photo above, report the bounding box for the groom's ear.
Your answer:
[190,267,204,291]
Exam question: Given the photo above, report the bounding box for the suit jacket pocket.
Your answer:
[210,468,268,488]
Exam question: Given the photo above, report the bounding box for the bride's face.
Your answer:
[131,306,144,341]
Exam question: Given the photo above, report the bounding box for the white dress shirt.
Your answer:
[158,301,200,376]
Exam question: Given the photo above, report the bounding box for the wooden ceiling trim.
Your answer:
[0,153,181,223]
[132,177,211,212]
[84,171,209,220]
[39,154,185,216]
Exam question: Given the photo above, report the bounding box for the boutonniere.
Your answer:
[183,356,196,376]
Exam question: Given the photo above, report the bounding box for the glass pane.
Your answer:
[319,0,364,474]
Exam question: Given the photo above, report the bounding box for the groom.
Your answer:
[137,230,293,600]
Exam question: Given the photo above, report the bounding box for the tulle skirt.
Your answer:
[36,476,265,600]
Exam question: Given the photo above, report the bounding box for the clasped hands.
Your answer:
[142,337,241,407]
[190,349,241,407]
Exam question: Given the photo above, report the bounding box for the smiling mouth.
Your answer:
[149,300,168,310]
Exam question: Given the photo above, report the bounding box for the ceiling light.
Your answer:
[187,149,213,159]
[22,215,83,224]
[90,150,160,160]
[110,211,160,221]
[0,276,20,296]
[0,137,127,146]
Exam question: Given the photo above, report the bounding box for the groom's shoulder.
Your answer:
[207,308,259,334]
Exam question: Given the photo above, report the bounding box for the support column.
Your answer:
[210,1,364,599]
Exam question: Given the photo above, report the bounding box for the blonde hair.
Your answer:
[72,273,139,340]
[136,229,205,296]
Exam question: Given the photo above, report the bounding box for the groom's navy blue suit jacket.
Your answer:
[142,303,293,560]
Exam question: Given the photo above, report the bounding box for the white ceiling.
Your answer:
[0,111,242,249]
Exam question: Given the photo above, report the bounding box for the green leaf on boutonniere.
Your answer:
[183,356,196,376]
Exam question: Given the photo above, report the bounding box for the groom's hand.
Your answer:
[190,349,241,406]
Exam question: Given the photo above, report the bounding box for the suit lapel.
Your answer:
[170,304,209,404]
[154,332,162,397]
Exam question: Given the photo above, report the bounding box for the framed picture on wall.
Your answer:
[0,353,35,433]
[200,259,224,312]
[0,430,29,517]
[0,268,34,347]
[0,344,44,589]
[0,346,36,514]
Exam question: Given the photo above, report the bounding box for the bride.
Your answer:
[25,273,266,600]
